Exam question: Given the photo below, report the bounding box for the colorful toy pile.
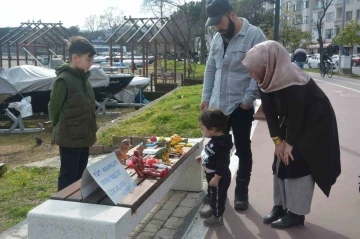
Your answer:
[114,134,193,178]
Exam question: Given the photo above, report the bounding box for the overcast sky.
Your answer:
[0,0,151,29]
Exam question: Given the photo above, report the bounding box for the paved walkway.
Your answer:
[185,75,360,239]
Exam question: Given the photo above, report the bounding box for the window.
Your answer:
[357,10,360,20]
[294,2,302,11]
[326,12,334,21]
[303,1,309,8]
[325,29,333,39]
[317,0,322,8]
[335,27,340,35]
[336,9,343,19]
[303,16,309,24]
[312,13,319,22]
[346,11,353,21]
[286,1,291,11]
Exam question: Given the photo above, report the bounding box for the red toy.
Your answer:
[150,135,157,142]
[145,158,159,167]
[132,150,169,178]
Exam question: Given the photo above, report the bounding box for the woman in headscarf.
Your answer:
[242,40,341,229]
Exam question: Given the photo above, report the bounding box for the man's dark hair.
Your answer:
[67,36,96,61]
[199,108,228,133]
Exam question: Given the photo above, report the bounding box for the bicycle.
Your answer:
[320,61,333,78]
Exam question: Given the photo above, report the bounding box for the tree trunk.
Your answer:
[317,19,324,70]
[350,45,354,74]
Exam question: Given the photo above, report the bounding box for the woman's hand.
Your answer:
[283,142,294,166]
[274,140,286,162]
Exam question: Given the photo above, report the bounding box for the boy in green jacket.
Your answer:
[48,36,97,191]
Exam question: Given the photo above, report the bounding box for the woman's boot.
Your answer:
[263,205,287,224]
[271,211,305,228]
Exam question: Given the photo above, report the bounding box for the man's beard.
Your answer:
[219,17,235,40]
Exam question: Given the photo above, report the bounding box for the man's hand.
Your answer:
[239,103,252,110]
[195,156,201,163]
[200,102,209,112]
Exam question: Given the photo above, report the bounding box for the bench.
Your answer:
[27,138,204,239]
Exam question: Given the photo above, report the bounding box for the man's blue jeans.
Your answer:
[296,62,305,69]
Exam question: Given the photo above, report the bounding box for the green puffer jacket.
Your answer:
[48,64,97,148]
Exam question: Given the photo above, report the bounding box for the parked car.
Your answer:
[308,54,337,69]
[307,54,320,68]
[306,54,312,64]
[331,55,339,68]
[352,54,360,66]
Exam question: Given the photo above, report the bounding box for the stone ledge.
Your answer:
[0,163,7,178]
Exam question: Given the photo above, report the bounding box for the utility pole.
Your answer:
[274,0,281,41]
[338,0,346,72]
[200,0,206,64]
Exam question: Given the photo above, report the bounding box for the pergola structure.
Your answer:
[105,15,188,83]
[0,21,71,68]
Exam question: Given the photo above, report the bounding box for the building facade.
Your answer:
[266,0,360,53]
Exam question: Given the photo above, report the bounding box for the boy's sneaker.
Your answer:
[204,215,223,227]
[199,206,213,218]
[202,195,210,204]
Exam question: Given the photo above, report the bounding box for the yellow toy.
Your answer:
[170,134,188,146]
[154,140,172,165]
[172,144,184,154]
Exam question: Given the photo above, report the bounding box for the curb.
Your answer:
[173,191,206,239]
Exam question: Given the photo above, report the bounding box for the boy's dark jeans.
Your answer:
[206,169,231,217]
[58,147,89,191]
[228,106,254,201]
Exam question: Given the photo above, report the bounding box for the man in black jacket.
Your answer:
[292,44,307,69]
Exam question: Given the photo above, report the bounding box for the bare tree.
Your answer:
[100,7,124,30]
[316,0,334,68]
[230,0,274,36]
[142,0,173,18]
[84,15,102,32]
[165,1,201,49]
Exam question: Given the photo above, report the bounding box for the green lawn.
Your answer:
[0,167,58,233]
[97,85,204,146]
[158,60,205,79]
[304,68,360,78]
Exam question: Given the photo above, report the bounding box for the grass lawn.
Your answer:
[97,84,204,146]
[0,107,136,169]
[304,68,359,78]
[0,167,58,233]
[157,60,205,79]
[304,68,340,75]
